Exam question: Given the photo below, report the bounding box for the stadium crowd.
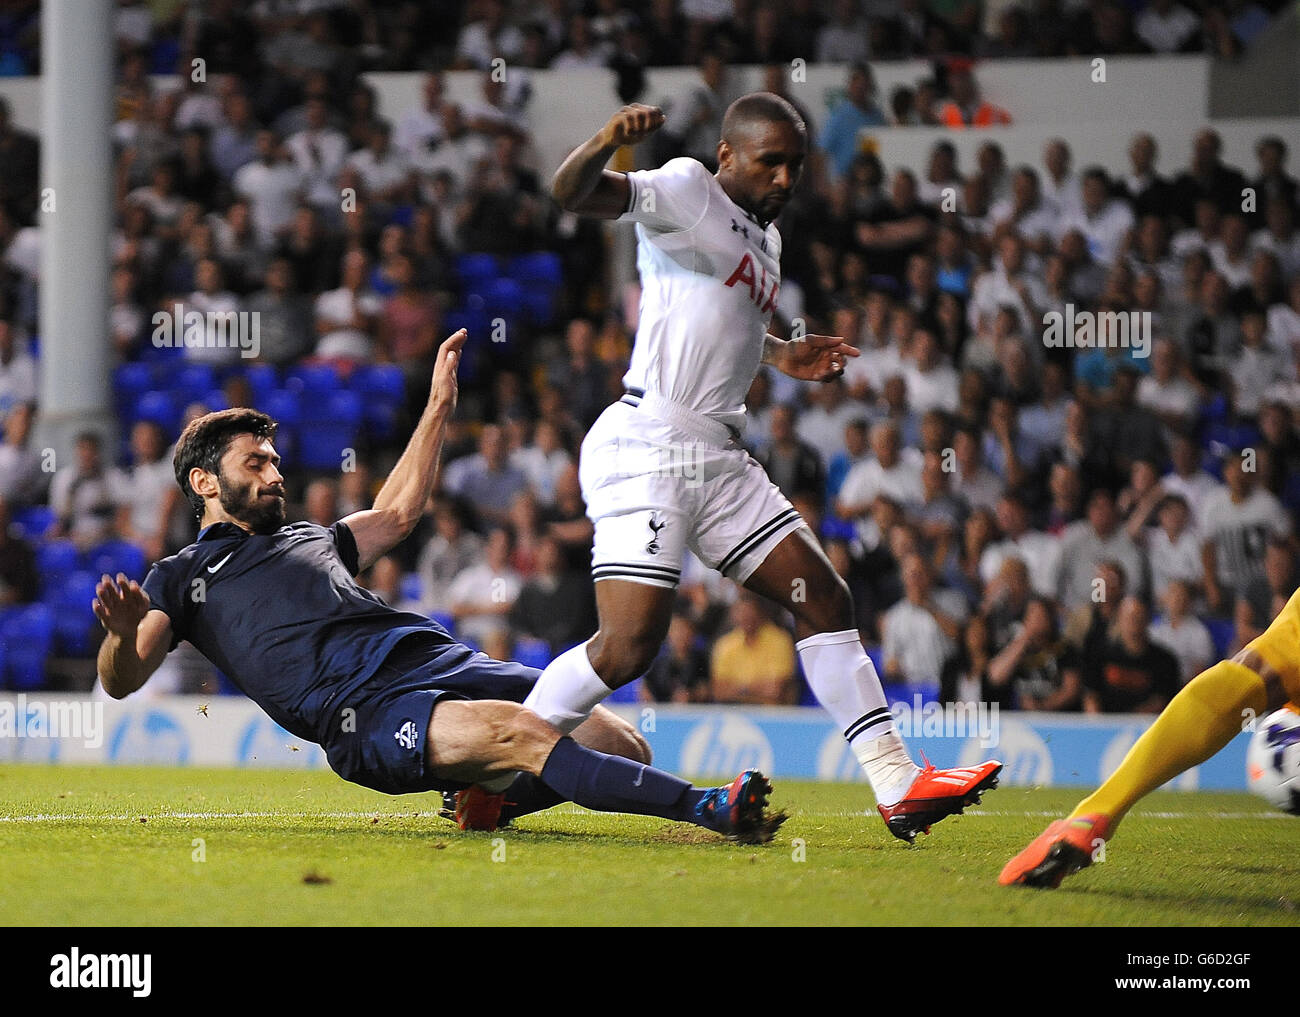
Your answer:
[0,0,1298,716]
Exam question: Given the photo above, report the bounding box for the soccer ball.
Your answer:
[1246,706,1300,815]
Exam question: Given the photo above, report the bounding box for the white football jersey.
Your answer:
[620,158,782,433]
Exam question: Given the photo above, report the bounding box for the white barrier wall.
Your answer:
[0,693,1251,790]
[0,54,1214,174]
[360,56,1214,180]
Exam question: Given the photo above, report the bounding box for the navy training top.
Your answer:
[141,520,466,743]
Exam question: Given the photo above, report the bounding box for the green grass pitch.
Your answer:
[1,765,1297,926]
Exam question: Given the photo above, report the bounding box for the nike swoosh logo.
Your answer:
[632,766,645,787]
[207,552,234,574]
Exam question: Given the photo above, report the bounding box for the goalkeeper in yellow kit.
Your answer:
[1000,587,1300,888]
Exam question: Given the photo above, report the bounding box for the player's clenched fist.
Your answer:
[93,572,151,636]
[600,104,665,148]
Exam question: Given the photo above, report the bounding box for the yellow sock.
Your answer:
[1070,660,1267,832]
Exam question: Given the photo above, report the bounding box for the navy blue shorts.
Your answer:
[321,632,540,795]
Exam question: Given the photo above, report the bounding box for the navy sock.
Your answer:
[539,737,708,827]
[498,773,564,823]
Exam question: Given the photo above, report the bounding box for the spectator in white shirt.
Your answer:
[1136,0,1201,53]
[1149,580,1214,686]
[395,73,447,159]
[447,526,523,647]
[796,377,864,468]
[314,249,381,362]
[1201,454,1292,612]
[112,420,173,563]
[1041,138,1082,221]
[0,320,36,416]
[233,130,304,245]
[903,327,959,414]
[1146,493,1204,602]
[816,0,872,64]
[286,98,349,212]
[837,419,923,521]
[979,491,1061,598]
[454,0,525,70]
[346,119,414,209]
[1230,309,1285,418]
[1137,338,1200,438]
[1209,213,1254,291]
[1057,167,1135,267]
[989,166,1057,255]
[882,552,968,691]
[51,432,125,549]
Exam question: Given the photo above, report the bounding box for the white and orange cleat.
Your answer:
[877,759,1003,844]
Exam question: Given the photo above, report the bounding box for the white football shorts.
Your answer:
[579,390,805,589]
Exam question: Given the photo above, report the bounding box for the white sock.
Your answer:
[522,641,611,734]
[796,629,919,806]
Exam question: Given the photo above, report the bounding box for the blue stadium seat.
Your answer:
[430,611,455,635]
[87,540,147,582]
[455,253,501,295]
[46,570,99,656]
[400,573,422,605]
[514,638,552,671]
[176,364,218,404]
[202,388,231,413]
[36,541,80,587]
[134,390,182,435]
[296,391,362,469]
[244,363,279,403]
[286,363,344,400]
[522,288,557,327]
[12,505,56,541]
[606,677,643,703]
[113,363,156,410]
[1204,617,1234,659]
[2,604,54,689]
[483,277,527,318]
[354,364,407,441]
[261,388,302,426]
[510,251,563,288]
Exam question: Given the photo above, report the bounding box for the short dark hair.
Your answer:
[173,408,277,520]
[721,91,806,145]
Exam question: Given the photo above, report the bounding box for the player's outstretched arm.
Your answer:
[343,329,465,573]
[552,104,665,219]
[762,332,859,383]
[94,573,171,699]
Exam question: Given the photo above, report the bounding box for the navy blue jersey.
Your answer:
[141,520,469,743]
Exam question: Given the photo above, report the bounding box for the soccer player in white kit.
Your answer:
[503,94,1001,842]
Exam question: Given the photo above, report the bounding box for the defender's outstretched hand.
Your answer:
[430,328,467,413]
[776,334,860,382]
[93,572,150,636]
[600,104,666,148]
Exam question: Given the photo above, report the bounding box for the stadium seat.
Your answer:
[455,253,501,295]
[243,363,279,403]
[133,390,183,435]
[606,677,643,704]
[36,541,80,587]
[46,570,99,656]
[202,388,231,412]
[429,611,455,635]
[510,251,563,288]
[87,540,147,582]
[113,362,156,410]
[1,604,54,689]
[286,363,344,399]
[175,364,218,404]
[400,573,422,606]
[12,505,56,541]
[354,364,407,442]
[514,638,552,671]
[1204,617,1235,660]
[296,390,362,469]
[482,277,527,319]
